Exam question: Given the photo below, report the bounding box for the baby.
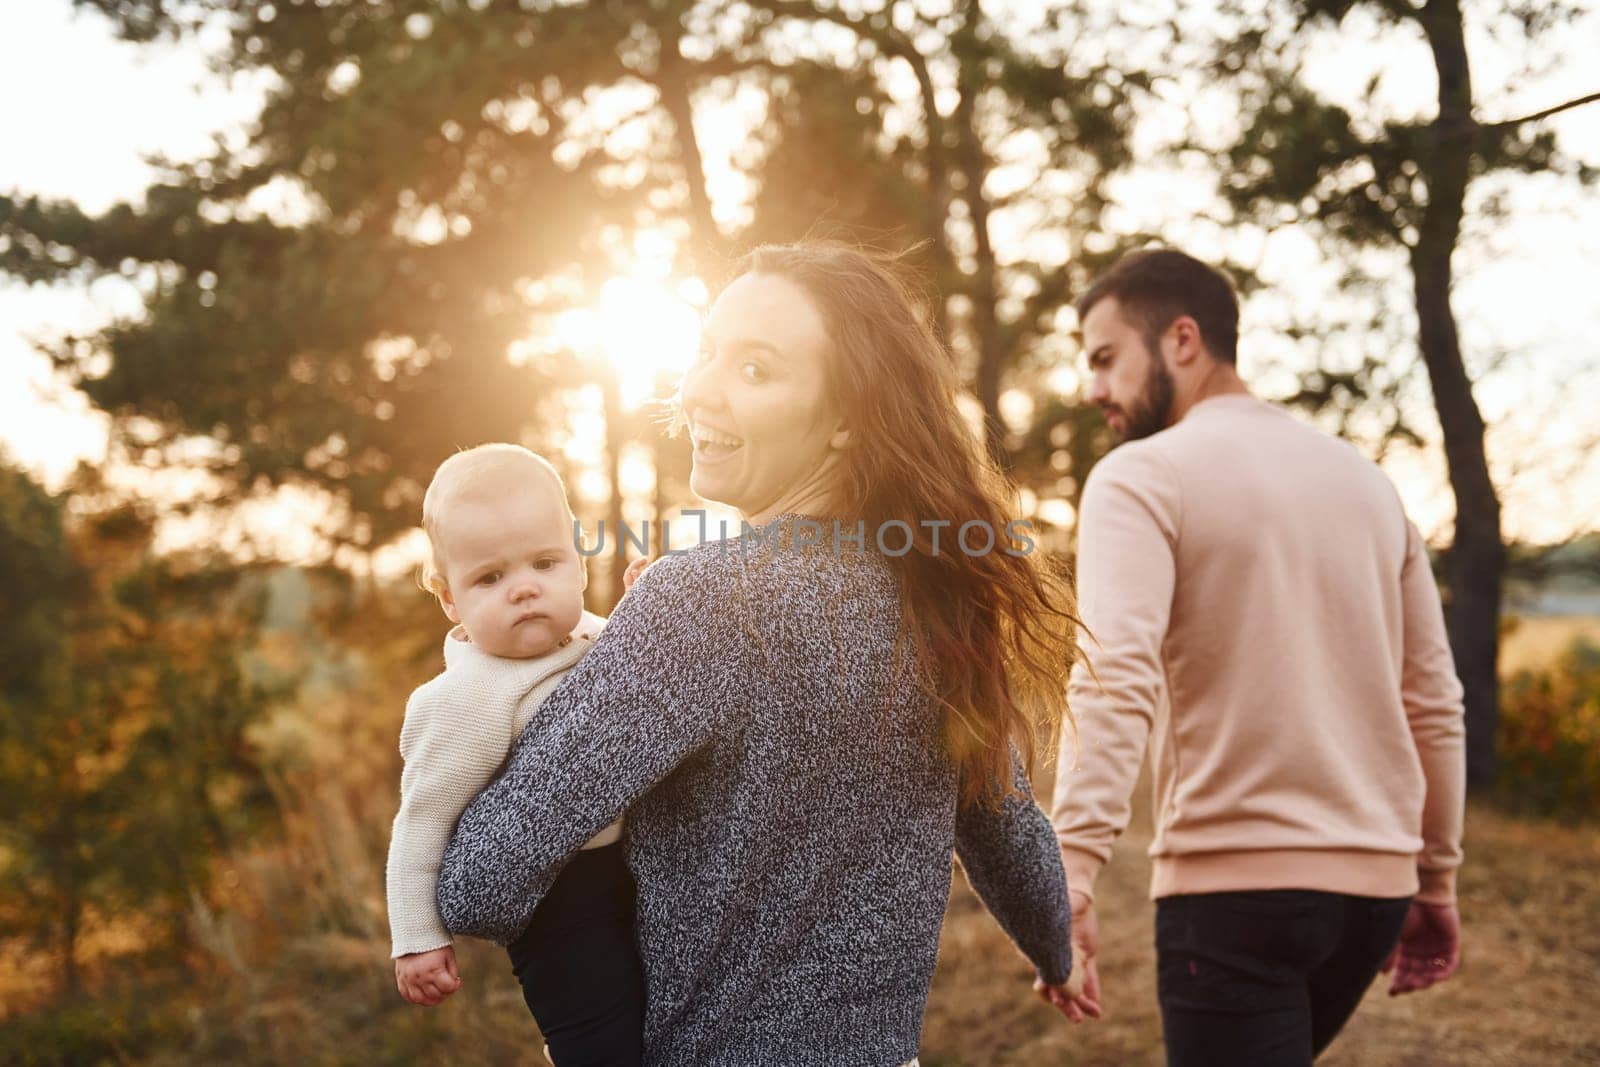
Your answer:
[385,443,644,1064]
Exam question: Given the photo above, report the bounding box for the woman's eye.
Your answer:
[740,361,768,384]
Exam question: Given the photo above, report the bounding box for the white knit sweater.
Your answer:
[386,611,615,957]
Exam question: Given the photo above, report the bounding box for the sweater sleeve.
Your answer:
[1398,520,1467,904]
[436,553,750,945]
[1051,446,1180,901]
[385,673,518,957]
[955,751,1074,986]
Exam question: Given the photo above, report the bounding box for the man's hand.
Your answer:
[395,945,461,1006]
[1036,889,1103,1023]
[1381,900,1460,995]
[1034,943,1090,1014]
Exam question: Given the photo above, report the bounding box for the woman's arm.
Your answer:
[954,751,1075,985]
[436,552,750,944]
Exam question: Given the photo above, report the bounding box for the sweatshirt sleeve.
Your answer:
[1051,446,1181,901]
[385,673,518,957]
[955,750,1074,985]
[436,554,751,945]
[1398,520,1467,904]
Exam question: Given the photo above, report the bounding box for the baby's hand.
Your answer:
[623,556,652,591]
[395,945,461,1006]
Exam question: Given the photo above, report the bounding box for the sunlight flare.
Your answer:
[556,273,704,410]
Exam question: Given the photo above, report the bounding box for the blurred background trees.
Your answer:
[1210,0,1599,789]
[0,461,285,997]
[3,0,1155,573]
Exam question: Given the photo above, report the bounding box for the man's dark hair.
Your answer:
[1075,248,1240,365]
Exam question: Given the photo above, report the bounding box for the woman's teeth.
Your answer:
[694,428,743,451]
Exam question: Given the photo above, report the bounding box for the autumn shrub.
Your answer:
[1496,637,1600,819]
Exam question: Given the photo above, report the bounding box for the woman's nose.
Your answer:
[678,357,723,417]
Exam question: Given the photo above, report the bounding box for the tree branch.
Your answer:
[1486,90,1600,131]
[743,0,951,278]
[1368,0,1422,25]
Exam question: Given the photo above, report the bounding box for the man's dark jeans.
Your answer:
[1155,889,1411,1066]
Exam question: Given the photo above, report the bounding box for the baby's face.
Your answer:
[436,482,586,659]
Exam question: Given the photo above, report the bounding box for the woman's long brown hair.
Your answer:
[738,241,1080,806]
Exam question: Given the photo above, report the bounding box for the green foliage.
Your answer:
[0,463,288,996]
[5,2,679,548]
[0,978,187,1065]
[0,465,81,704]
[1497,637,1600,819]
[3,1,1149,556]
[742,60,927,251]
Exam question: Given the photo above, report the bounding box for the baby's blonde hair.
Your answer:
[419,444,571,597]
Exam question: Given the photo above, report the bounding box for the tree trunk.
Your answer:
[600,369,628,609]
[953,5,1010,470]
[655,28,721,277]
[1415,0,1503,791]
[61,889,81,998]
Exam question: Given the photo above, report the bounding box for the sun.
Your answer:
[554,265,706,410]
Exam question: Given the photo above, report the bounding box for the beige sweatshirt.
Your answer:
[1052,394,1466,906]
[386,611,616,957]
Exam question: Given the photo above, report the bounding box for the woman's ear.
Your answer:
[829,426,851,450]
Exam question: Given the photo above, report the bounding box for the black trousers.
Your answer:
[1155,889,1411,1066]
[505,843,645,1067]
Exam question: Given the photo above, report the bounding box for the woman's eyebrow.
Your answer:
[706,336,783,357]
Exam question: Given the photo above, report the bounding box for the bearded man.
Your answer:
[1050,248,1466,1066]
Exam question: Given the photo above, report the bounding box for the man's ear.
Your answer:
[1168,316,1205,367]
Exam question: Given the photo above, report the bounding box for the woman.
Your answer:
[438,242,1080,1066]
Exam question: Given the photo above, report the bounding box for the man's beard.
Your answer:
[1121,354,1176,442]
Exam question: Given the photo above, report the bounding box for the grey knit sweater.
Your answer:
[437,516,1073,1066]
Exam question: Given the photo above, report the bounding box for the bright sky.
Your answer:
[3,3,1598,550]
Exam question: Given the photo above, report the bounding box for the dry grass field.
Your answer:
[921,615,1600,1064]
[1502,615,1600,673]
[4,617,1599,1064]
[921,785,1600,1066]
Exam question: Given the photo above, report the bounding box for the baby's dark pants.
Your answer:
[505,842,645,1067]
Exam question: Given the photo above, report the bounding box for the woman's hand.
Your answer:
[1036,890,1103,1022]
[395,945,461,1006]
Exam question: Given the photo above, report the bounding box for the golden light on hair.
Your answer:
[419,444,569,596]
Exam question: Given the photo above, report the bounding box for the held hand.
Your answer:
[1380,900,1461,996]
[395,945,462,1007]
[1036,890,1103,1023]
[1033,943,1090,1013]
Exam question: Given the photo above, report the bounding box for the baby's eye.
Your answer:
[740,361,768,384]
[476,571,501,586]
[533,557,558,571]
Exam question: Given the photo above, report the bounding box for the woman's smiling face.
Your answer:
[679,272,848,523]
